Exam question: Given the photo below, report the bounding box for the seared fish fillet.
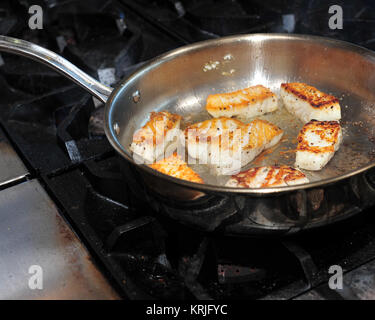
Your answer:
[184,117,283,175]
[149,153,204,183]
[295,120,343,171]
[280,82,341,123]
[226,165,309,188]
[130,111,181,163]
[206,85,278,120]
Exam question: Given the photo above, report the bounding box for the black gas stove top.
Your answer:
[1,0,375,300]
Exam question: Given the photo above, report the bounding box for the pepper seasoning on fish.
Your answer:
[130,111,181,163]
[206,85,278,120]
[226,165,309,188]
[295,120,342,171]
[280,82,341,123]
[184,117,283,175]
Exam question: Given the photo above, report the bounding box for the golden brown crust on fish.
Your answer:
[130,111,182,164]
[296,120,341,153]
[184,117,243,145]
[184,117,244,135]
[132,111,181,145]
[149,153,204,183]
[206,85,276,112]
[295,119,342,171]
[227,165,308,188]
[184,117,283,175]
[184,117,283,151]
[281,83,339,109]
[243,119,284,150]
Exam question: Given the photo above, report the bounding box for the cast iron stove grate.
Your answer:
[33,151,375,299]
[37,97,375,299]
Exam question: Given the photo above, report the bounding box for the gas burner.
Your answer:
[182,0,280,36]
[42,150,375,299]
[122,0,375,52]
[0,0,181,96]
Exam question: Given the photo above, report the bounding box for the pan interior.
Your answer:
[107,34,375,189]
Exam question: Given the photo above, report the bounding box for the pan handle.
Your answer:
[0,36,113,103]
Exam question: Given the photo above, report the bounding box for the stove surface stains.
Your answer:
[0,127,28,187]
[0,179,119,299]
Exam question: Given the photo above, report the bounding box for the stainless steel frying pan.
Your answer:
[1,34,375,236]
